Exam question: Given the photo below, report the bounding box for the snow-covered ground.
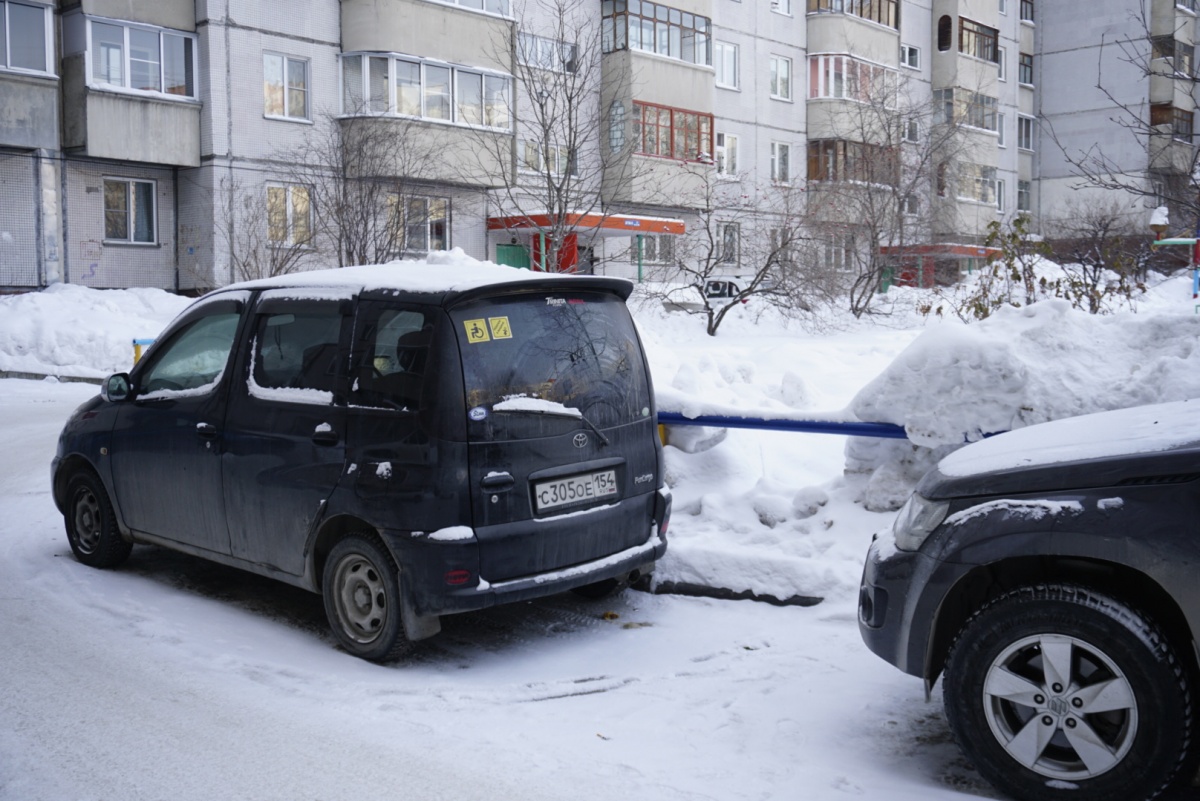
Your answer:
[2,260,1199,800]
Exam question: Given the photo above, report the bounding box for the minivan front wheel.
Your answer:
[322,535,412,662]
[943,584,1193,801]
[64,471,132,568]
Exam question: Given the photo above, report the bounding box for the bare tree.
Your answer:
[472,0,626,272]
[277,105,442,268]
[804,64,971,317]
[212,173,317,283]
[1045,197,1148,312]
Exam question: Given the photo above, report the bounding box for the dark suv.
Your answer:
[859,399,1200,801]
[52,263,670,662]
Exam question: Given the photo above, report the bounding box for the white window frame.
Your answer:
[103,177,158,245]
[716,132,739,177]
[263,53,310,121]
[85,16,198,100]
[998,112,1006,147]
[997,46,1006,80]
[771,0,793,15]
[719,222,740,265]
[392,195,451,255]
[714,41,738,89]
[632,234,674,265]
[517,31,578,73]
[996,179,1006,211]
[427,0,510,15]
[266,183,312,248]
[900,44,920,70]
[520,140,577,177]
[771,141,791,184]
[769,55,792,101]
[0,1,53,75]
[902,117,920,143]
[1018,115,1035,150]
[341,53,512,131]
[1017,179,1032,212]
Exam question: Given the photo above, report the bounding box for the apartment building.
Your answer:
[0,0,1193,291]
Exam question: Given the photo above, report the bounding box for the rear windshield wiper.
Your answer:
[491,398,610,447]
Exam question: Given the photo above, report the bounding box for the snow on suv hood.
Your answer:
[938,399,1200,478]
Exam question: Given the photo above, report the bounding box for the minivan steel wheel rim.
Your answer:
[72,488,102,553]
[331,554,387,644]
[983,633,1137,780]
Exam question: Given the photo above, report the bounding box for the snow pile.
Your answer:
[0,283,190,378]
[846,296,1200,510]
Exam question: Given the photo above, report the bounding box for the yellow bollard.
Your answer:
[132,338,155,365]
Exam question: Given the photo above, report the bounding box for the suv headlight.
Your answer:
[892,493,949,552]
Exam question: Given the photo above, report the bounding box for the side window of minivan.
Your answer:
[249,306,345,401]
[139,311,241,397]
[352,304,434,411]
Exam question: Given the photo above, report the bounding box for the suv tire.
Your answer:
[943,584,1193,801]
[322,535,412,663]
[64,471,132,568]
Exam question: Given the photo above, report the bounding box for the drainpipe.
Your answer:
[637,233,644,282]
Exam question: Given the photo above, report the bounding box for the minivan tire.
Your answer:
[322,534,412,662]
[64,471,132,568]
[943,584,1193,801]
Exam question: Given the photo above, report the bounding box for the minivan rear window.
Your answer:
[452,291,651,436]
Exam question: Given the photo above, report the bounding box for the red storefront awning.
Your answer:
[487,212,685,237]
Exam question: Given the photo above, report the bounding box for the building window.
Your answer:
[1177,0,1197,11]
[716,132,738,175]
[771,141,791,183]
[770,55,792,100]
[901,194,919,216]
[1018,52,1034,84]
[1017,180,1031,212]
[435,0,508,13]
[959,18,999,63]
[1017,115,1035,150]
[958,163,998,204]
[600,1,713,67]
[937,15,952,51]
[808,54,898,102]
[632,101,714,161]
[264,54,309,120]
[522,141,576,176]
[807,0,899,30]
[341,53,510,129]
[1152,36,1194,77]
[900,44,920,70]
[389,196,449,254]
[632,234,674,264]
[1000,0,1007,14]
[518,32,578,73]
[719,222,739,265]
[822,233,854,272]
[807,139,898,185]
[1019,0,1034,22]
[267,184,312,247]
[934,88,999,132]
[998,112,1006,146]
[772,0,792,15]
[1151,104,1194,142]
[104,178,157,244]
[608,100,626,151]
[714,41,738,88]
[902,118,920,143]
[89,19,197,97]
[996,179,1005,211]
[997,46,1006,80]
[0,1,51,74]
[769,228,795,264]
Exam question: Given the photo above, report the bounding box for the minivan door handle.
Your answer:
[481,472,515,492]
[196,422,218,439]
[311,426,339,446]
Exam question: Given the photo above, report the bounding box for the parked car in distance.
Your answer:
[859,399,1200,801]
[661,279,748,312]
[53,262,671,662]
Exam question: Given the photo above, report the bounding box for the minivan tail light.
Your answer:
[444,569,472,585]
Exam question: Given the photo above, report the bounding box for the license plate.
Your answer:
[534,469,618,512]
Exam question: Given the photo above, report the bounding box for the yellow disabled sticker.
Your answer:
[488,316,512,339]
[463,319,490,343]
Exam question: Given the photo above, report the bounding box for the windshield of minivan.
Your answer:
[452,290,650,435]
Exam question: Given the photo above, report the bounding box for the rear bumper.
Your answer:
[386,487,671,621]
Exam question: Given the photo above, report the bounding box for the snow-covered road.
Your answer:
[0,379,994,801]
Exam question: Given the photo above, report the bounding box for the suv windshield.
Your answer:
[452,290,651,437]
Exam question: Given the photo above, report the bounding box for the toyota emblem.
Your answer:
[572,433,589,449]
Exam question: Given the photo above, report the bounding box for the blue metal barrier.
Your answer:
[656,410,908,440]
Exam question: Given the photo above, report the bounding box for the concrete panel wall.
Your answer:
[82,0,196,32]
[342,0,511,74]
[0,152,40,287]
[84,94,202,167]
[0,76,60,151]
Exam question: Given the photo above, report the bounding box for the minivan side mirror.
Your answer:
[101,373,132,402]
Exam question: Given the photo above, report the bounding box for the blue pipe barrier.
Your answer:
[656,410,909,440]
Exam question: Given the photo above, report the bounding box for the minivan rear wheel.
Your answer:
[64,471,132,568]
[322,535,412,662]
[943,584,1193,801]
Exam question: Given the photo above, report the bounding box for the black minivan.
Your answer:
[52,262,671,661]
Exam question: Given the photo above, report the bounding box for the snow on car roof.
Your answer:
[227,250,618,295]
[937,398,1200,477]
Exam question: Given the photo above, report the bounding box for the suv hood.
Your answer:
[918,399,1200,499]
